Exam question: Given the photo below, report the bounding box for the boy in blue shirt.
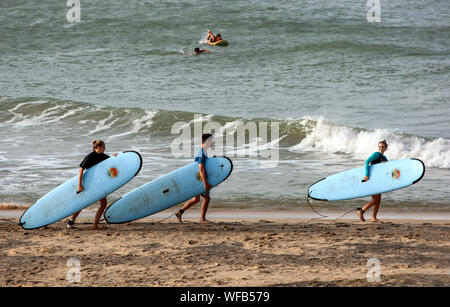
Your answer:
[175,133,214,223]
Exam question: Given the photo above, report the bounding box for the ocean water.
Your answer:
[1,0,449,212]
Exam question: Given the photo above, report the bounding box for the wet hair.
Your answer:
[378,139,388,148]
[93,140,105,150]
[195,48,200,53]
[202,133,213,144]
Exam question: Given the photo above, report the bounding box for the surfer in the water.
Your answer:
[194,47,211,55]
[175,133,214,223]
[206,29,216,43]
[357,140,389,222]
[206,29,223,43]
[67,140,109,230]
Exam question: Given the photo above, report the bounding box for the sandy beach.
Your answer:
[1,210,449,287]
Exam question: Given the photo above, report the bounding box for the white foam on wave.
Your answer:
[176,114,213,131]
[216,120,284,158]
[87,111,119,136]
[5,100,46,126]
[107,109,158,139]
[13,107,61,127]
[6,100,84,128]
[290,117,450,169]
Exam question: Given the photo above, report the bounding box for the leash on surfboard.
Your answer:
[306,196,359,221]
[306,196,328,220]
[333,208,358,221]
[154,213,175,223]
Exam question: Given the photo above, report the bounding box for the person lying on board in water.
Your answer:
[357,139,389,222]
[206,30,224,43]
[206,29,216,43]
[175,133,214,223]
[67,140,109,230]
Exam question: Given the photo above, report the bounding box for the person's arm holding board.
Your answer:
[363,142,388,182]
[77,167,85,193]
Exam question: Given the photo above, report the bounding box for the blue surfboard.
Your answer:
[20,151,143,229]
[308,158,425,201]
[104,156,233,224]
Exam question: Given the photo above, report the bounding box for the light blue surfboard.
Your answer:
[20,151,143,229]
[308,158,425,201]
[104,156,233,224]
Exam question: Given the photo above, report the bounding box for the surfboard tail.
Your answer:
[307,177,328,201]
[411,158,425,184]
[222,156,233,182]
[124,150,143,177]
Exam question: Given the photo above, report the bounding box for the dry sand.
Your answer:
[0,216,449,287]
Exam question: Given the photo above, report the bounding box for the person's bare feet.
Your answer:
[91,225,107,230]
[357,210,366,222]
[175,211,183,223]
[200,219,211,224]
[371,218,383,223]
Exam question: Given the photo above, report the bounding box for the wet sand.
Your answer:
[1,214,449,287]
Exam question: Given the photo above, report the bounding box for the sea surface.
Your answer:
[1,0,449,214]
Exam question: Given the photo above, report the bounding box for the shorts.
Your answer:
[201,190,210,197]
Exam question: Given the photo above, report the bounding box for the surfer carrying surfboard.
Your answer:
[67,140,110,230]
[357,140,389,222]
[175,134,214,223]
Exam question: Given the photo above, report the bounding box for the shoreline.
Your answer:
[2,207,450,222]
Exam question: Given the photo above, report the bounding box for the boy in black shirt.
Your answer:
[67,140,109,230]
